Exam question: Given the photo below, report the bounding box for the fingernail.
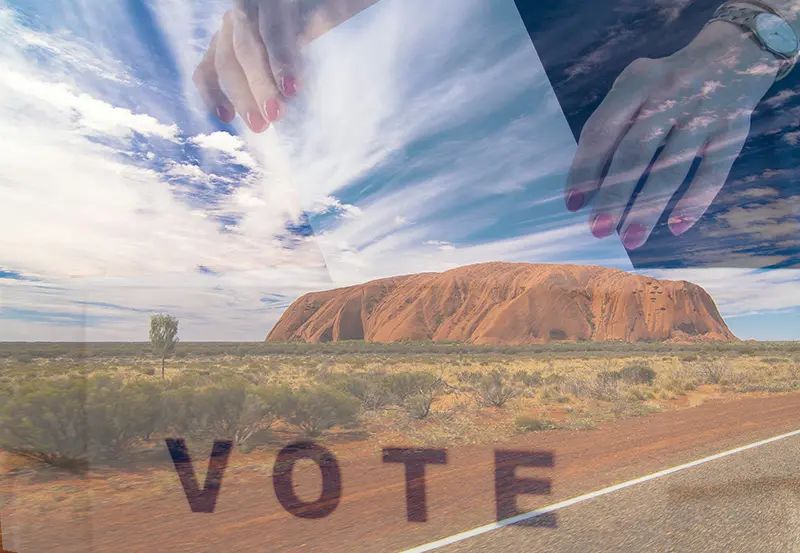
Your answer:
[622,223,647,250]
[669,214,694,236]
[565,188,585,212]
[281,75,299,97]
[264,98,280,122]
[246,111,267,133]
[590,213,614,238]
[216,106,234,123]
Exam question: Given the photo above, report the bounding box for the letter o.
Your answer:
[273,441,342,519]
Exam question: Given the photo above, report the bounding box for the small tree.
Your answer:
[150,314,179,379]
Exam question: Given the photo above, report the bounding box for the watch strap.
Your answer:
[709,1,799,80]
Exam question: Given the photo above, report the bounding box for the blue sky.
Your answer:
[0,0,797,341]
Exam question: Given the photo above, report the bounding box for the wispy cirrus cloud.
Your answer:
[0,3,330,338]
[1,0,796,341]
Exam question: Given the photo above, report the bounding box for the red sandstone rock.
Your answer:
[266,262,737,344]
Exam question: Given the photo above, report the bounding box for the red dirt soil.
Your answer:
[3,392,797,553]
[267,262,737,344]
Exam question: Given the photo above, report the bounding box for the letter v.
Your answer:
[166,438,233,513]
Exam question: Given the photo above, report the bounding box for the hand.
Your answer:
[193,0,373,133]
[565,20,782,250]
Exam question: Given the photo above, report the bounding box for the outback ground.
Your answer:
[1,341,799,552]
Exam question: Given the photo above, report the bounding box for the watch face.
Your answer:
[755,13,799,56]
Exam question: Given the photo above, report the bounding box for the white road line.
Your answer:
[399,427,800,553]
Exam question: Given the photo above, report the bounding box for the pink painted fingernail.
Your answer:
[590,213,614,238]
[669,214,694,236]
[565,188,585,212]
[622,223,647,250]
[246,111,267,133]
[264,98,280,122]
[216,105,234,123]
[281,75,299,97]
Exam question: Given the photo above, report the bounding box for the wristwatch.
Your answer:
[708,1,800,80]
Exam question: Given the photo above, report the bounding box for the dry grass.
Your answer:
[2,343,798,526]
[2,342,798,454]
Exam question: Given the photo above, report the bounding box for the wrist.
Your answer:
[684,20,781,79]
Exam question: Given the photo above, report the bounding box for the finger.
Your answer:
[192,34,235,123]
[668,125,748,236]
[216,11,268,133]
[259,0,303,97]
[589,115,673,244]
[565,59,656,212]
[231,4,285,123]
[618,130,706,250]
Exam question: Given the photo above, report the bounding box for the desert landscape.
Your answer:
[1,263,799,552]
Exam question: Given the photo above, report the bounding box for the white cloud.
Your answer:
[0,266,333,341]
[740,187,779,198]
[654,0,692,23]
[708,198,799,243]
[764,89,800,108]
[190,131,259,168]
[783,131,800,145]
[0,7,137,85]
[166,162,217,184]
[1,67,179,140]
[307,196,363,219]
[645,268,800,320]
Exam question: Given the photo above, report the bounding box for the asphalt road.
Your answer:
[437,433,800,553]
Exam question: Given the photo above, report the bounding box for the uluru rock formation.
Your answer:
[266,263,737,344]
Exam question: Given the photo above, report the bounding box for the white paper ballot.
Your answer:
[263,0,635,287]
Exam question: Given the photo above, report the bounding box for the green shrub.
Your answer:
[97,377,163,442]
[330,373,391,411]
[476,372,518,407]
[0,375,165,466]
[624,386,654,402]
[283,386,359,437]
[161,385,207,438]
[456,371,481,385]
[700,361,730,385]
[405,392,434,420]
[161,378,290,445]
[0,376,89,467]
[591,371,622,400]
[513,370,543,387]
[515,415,558,432]
[386,371,439,402]
[619,361,656,385]
[198,380,290,445]
[84,375,164,458]
[13,353,34,364]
